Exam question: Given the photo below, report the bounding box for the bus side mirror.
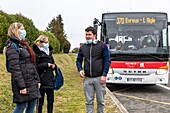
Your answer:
[106,38,109,44]
[93,18,101,31]
[93,18,99,31]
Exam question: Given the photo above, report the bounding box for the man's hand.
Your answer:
[100,76,106,84]
[79,70,85,78]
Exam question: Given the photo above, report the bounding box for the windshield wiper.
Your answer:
[110,54,138,60]
[143,54,165,61]
[110,53,165,61]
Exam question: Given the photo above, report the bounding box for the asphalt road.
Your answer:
[167,75,170,87]
[107,84,170,113]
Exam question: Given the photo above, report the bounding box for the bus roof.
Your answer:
[102,12,167,15]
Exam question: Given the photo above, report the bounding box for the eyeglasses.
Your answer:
[40,40,48,43]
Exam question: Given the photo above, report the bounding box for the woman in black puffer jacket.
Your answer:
[33,35,56,113]
[4,22,41,113]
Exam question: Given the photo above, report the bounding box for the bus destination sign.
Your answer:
[116,17,156,25]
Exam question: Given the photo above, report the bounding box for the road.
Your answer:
[107,84,170,113]
[167,75,170,87]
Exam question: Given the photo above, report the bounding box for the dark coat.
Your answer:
[33,44,55,89]
[76,41,111,77]
[6,37,41,103]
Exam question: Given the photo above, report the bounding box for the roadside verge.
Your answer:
[106,87,129,113]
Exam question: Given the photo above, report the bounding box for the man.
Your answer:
[142,35,156,48]
[76,26,111,113]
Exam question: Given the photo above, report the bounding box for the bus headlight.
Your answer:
[108,68,114,74]
[156,69,168,75]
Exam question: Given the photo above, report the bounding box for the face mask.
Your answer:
[93,40,98,44]
[147,39,151,43]
[86,39,93,44]
[43,43,49,50]
[19,29,26,40]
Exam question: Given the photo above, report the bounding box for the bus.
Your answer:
[93,12,170,84]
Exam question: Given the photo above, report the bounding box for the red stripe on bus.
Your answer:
[110,61,167,69]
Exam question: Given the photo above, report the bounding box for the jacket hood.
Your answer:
[4,37,21,55]
[5,36,20,46]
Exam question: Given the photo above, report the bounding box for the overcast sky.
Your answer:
[0,0,170,50]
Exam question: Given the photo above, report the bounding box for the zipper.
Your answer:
[40,70,46,78]
[90,44,92,77]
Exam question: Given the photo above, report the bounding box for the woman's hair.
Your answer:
[34,35,48,44]
[3,22,23,55]
[8,22,23,38]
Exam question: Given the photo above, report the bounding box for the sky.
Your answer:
[0,0,170,50]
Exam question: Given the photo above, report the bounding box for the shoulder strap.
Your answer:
[12,42,20,54]
[102,42,105,48]
[6,42,21,72]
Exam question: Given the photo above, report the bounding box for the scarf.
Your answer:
[38,46,49,55]
[20,40,36,64]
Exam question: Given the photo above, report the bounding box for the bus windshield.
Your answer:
[101,13,169,61]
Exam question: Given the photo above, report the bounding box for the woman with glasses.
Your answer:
[33,35,56,113]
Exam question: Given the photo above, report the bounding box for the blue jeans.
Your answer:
[38,88,54,113]
[13,99,37,113]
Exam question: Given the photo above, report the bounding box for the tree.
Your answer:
[72,47,79,53]
[39,31,60,53]
[63,39,71,53]
[46,14,71,53]
[12,13,40,46]
[0,11,70,54]
[0,10,41,53]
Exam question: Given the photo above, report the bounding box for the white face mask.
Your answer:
[93,39,98,44]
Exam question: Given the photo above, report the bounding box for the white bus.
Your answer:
[94,12,170,84]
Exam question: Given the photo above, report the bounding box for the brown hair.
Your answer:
[85,26,97,35]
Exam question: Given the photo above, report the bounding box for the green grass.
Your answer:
[0,54,119,113]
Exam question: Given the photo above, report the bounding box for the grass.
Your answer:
[0,54,119,113]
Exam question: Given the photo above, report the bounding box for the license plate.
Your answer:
[127,78,143,82]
